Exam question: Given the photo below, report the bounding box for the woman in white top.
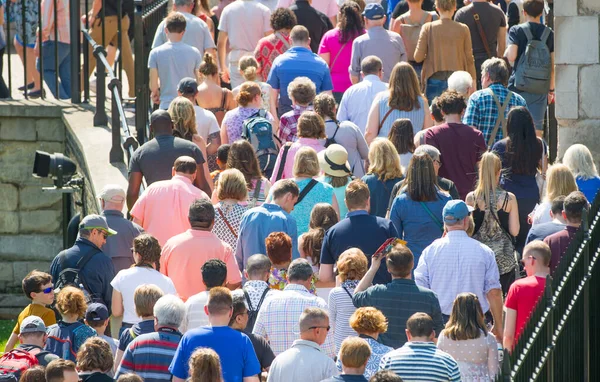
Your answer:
[111,234,177,331]
[437,293,499,381]
[532,164,578,226]
[328,248,368,352]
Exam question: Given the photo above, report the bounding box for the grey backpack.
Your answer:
[514,25,552,94]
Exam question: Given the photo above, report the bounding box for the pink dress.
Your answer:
[318,28,365,93]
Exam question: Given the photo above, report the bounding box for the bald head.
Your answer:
[150,110,173,135]
[245,254,272,281]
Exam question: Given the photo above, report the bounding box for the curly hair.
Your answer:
[265,232,293,266]
[349,307,389,334]
[133,234,162,271]
[168,96,197,141]
[56,286,87,318]
[270,7,297,31]
[302,204,339,266]
[337,248,368,281]
[313,93,337,122]
[189,347,223,382]
[288,77,317,105]
[76,337,114,372]
[435,90,467,115]
[338,1,363,44]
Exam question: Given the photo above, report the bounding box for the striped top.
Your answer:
[329,281,359,352]
[379,342,461,382]
[376,94,425,138]
[116,329,183,382]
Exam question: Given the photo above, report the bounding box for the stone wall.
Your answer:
[0,103,66,313]
[554,0,600,160]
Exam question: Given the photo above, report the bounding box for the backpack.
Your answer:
[243,288,270,334]
[398,12,435,62]
[242,110,279,178]
[0,348,40,382]
[54,248,100,303]
[514,24,552,94]
[45,321,95,361]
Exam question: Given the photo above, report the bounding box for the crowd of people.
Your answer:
[3,0,599,380]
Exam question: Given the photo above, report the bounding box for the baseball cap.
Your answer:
[150,109,172,126]
[362,3,385,20]
[99,184,125,203]
[443,200,474,224]
[85,303,109,322]
[20,316,46,334]
[79,214,117,236]
[178,77,199,96]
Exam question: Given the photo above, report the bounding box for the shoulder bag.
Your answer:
[473,13,493,59]
[295,179,319,206]
[216,207,238,238]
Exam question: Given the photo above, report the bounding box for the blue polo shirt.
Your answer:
[320,210,398,285]
[267,46,333,111]
[169,326,260,382]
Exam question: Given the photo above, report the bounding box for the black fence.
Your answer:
[497,193,600,381]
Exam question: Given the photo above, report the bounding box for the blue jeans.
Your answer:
[520,91,547,131]
[426,78,448,103]
[37,41,71,99]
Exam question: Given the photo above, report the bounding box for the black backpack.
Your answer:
[243,288,270,334]
[54,249,100,302]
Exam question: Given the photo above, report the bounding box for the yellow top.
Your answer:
[12,304,57,334]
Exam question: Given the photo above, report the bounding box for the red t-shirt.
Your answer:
[424,122,487,200]
[505,275,546,342]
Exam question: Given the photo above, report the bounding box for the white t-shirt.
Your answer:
[181,291,210,333]
[194,105,220,141]
[110,267,178,324]
[218,0,271,55]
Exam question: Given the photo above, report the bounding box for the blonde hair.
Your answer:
[217,168,248,201]
[236,82,262,107]
[134,284,164,318]
[388,62,422,111]
[435,0,456,12]
[368,138,403,181]
[339,337,371,368]
[293,146,320,177]
[563,144,598,181]
[238,56,259,81]
[473,151,502,207]
[544,164,578,202]
[189,348,223,382]
[168,96,198,141]
[337,248,368,281]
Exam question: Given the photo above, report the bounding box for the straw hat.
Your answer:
[318,144,352,177]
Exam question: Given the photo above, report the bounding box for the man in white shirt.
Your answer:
[336,56,387,133]
[242,254,280,334]
[267,307,338,382]
[218,0,272,87]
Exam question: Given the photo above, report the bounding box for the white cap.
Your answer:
[99,184,125,203]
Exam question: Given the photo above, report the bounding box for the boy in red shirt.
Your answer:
[503,241,551,352]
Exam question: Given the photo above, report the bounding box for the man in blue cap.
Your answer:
[414,200,504,342]
[350,3,406,84]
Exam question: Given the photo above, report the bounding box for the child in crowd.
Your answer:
[211,143,231,184]
[85,303,119,357]
[114,284,165,371]
[45,286,96,361]
[5,270,56,352]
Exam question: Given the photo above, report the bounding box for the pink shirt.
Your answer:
[41,0,70,43]
[318,28,364,93]
[130,175,209,246]
[160,229,242,301]
[277,0,338,17]
[269,138,326,183]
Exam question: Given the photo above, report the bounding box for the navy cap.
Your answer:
[177,77,199,95]
[86,302,109,322]
[362,3,385,20]
[443,200,474,224]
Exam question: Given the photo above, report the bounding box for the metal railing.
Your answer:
[133,0,170,145]
[497,193,600,381]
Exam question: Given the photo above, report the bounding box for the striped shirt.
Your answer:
[379,342,461,382]
[41,0,70,43]
[253,283,336,357]
[375,93,425,138]
[329,281,359,352]
[116,328,183,382]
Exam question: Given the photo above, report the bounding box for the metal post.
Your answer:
[545,274,555,382]
[134,0,146,144]
[5,0,11,97]
[53,0,59,98]
[93,45,108,126]
[582,208,590,382]
[69,0,81,103]
[109,78,124,164]
[21,0,28,98]
[37,0,44,99]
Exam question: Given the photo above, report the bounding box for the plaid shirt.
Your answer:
[463,83,527,146]
[252,283,336,357]
[278,104,313,144]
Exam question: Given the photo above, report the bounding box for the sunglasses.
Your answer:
[309,326,331,332]
[39,286,54,294]
[520,255,537,264]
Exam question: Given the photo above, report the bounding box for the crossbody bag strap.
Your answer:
[331,119,341,140]
[342,286,353,299]
[216,207,238,238]
[275,143,292,181]
[420,201,444,232]
[76,248,101,270]
[255,287,270,312]
[250,179,262,206]
[473,13,492,59]
[275,31,291,50]
[295,179,319,205]
[243,289,255,311]
[330,41,349,69]
[378,108,396,134]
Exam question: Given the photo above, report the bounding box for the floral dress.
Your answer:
[212,202,247,250]
[337,335,394,379]
[9,0,39,47]
[268,267,317,295]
